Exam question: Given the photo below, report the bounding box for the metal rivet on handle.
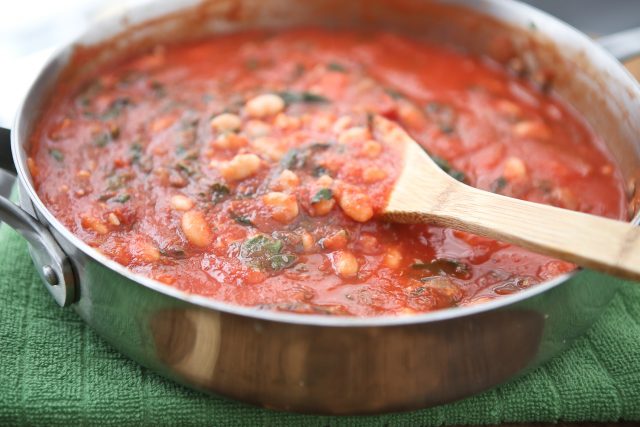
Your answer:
[42,265,59,286]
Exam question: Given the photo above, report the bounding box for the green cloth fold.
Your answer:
[1,223,639,426]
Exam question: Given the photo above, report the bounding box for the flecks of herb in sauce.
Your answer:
[412,258,470,279]
[150,81,167,98]
[209,183,230,204]
[107,172,134,191]
[384,87,405,99]
[129,143,143,164]
[49,149,64,162]
[159,247,186,259]
[101,97,131,120]
[280,148,306,170]
[425,101,456,134]
[230,211,254,227]
[98,192,115,202]
[280,142,332,170]
[278,91,330,105]
[92,126,119,148]
[491,176,508,193]
[77,79,103,108]
[113,193,131,203]
[312,165,330,177]
[327,62,347,72]
[240,235,297,272]
[175,161,196,176]
[311,188,333,204]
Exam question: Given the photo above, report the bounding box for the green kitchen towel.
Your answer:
[1,223,639,426]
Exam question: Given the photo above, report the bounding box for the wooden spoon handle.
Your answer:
[388,182,640,281]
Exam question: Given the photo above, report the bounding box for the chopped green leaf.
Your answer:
[309,142,332,151]
[412,258,470,279]
[49,149,64,162]
[384,88,405,99]
[425,101,457,134]
[150,81,166,98]
[240,234,297,272]
[438,123,455,134]
[327,62,347,72]
[106,172,134,191]
[176,161,195,176]
[278,91,330,105]
[280,148,307,170]
[230,211,254,227]
[101,97,130,120]
[130,143,143,164]
[159,247,186,259]
[92,132,111,148]
[210,183,230,204]
[269,254,298,271]
[98,192,115,202]
[312,165,330,177]
[491,176,508,193]
[311,188,333,204]
[113,194,131,203]
[280,142,332,171]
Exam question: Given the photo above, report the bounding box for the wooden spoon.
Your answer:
[375,116,640,281]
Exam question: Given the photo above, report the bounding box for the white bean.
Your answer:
[220,153,262,181]
[170,195,195,211]
[332,250,359,278]
[245,94,285,118]
[338,189,374,222]
[210,113,242,132]
[181,210,212,247]
[263,192,299,223]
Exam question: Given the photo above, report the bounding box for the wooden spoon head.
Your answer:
[373,116,462,223]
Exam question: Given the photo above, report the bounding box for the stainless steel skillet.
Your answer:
[1,0,640,414]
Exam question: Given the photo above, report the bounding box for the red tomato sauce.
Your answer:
[29,29,627,316]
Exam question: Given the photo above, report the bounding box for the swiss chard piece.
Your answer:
[425,101,456,134]
[92,125,119,148]
[101,97,131,120]
[327,62,347,72]
[92,133,111,148]
[312,165,330,177]
[384,87,405,99]
[113,193,131,203]
[209,183,230,204]
[278,91,330,104]
[491,176,508,193]
[240,234,297,272]
[412,258,470,279]
[49,149,64,162]
[150,81,167,98]
[280,142,332,170]
[311,188,333,204]
[175,161,195,176]
[129,143,143,164]
[230,211,254,227]
[280,148,307,170]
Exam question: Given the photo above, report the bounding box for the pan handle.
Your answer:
[0,131,75,307]
[597,27,640,62]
